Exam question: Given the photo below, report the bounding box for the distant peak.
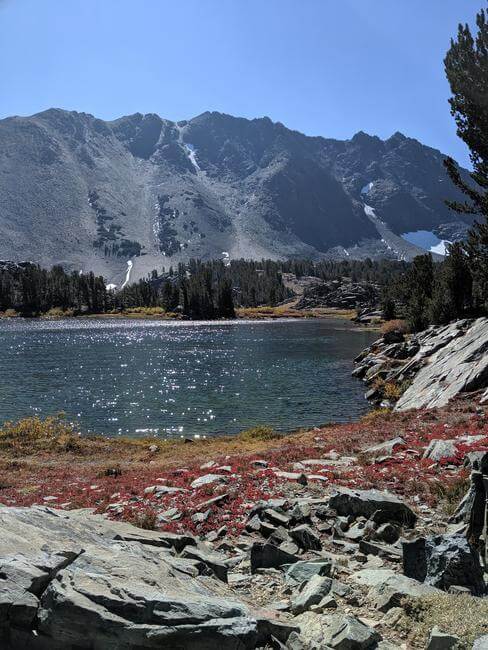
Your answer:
[388,131,408,142]
[351,131,382,144]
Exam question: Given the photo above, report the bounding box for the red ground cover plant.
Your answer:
[0,400,486,536]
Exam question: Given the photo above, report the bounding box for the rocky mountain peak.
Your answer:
[0,108,475,284]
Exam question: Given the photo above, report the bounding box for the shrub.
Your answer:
[238,425,282,441]
[128,508,158,530]
[381,319,409,335]
[0,415,80,454]
[45,307,75,317]
[361,407,392,422]
[2,309,19,318]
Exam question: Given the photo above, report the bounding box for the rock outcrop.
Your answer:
[294,280,380,311]
[0,506,290,649]
[354,318,488,410]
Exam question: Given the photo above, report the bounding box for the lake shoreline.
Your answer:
[0,304,362,323]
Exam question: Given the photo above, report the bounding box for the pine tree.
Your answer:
[444,8,488,309]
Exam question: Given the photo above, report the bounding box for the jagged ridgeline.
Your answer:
[0,109,476,288]
[0,258,408,319]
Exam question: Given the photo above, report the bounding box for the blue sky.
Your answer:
[0,0,481,167]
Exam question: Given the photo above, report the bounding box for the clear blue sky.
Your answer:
[0,0,481,167]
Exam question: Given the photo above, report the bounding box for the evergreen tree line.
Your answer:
[0,257,412,319]
[381,243,478,332]
[0,265,107,315]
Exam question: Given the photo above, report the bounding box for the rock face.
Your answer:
[396,319,488,411]
[355,318,488,411]
[403,534,486,596]
[295,280,379,311]
[0,506,288,649]
[0,108,473,282]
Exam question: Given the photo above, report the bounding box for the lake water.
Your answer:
[0,318,377,438]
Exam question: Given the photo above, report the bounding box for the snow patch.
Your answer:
[184,143,200,172]
[106,283,117,291]
[401,230,450,256]
[222,251,230,267]
[361,182,374,195]
[120,260,133,289]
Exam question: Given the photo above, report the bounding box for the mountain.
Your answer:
[0,108,474,285]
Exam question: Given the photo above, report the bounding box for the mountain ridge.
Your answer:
[0,108,473,285]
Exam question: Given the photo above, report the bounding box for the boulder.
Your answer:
[423,439,458,462]
[0,506,292,650]
[250,543,299,573]
[289,525,322,551]
[363,437,405,458]
[329,487,416,527]
[284,559,334,587]
[350,569,441,612]
[473,635,488,649]
[403,534,485,595]
[190,474,228,489]
[359,540,402,563]
[322,614,382,649]
[180,547,228,582]
[291,576,333,614]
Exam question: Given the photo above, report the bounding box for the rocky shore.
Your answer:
[354,318,488,410]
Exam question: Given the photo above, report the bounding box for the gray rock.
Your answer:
[250,543,299,573]
[311,595,337,611]
[403,534,485,595]
[427,626,459,649]
[289,525,322,551]
[190,473,228,489]
[322,614,381,649]
[396,318,488,411]
[0,506,295,649]
[180,546,228,582]
[268,526,292,547]
[286,630,311,650]
[329,487,416,527]
[358,539,402,562]
[473,635,488,649]
[264,508,292,528]
[280,542,300,556]
[274,471,308,485]
[350,569,441,612]
[363,437,405,457]
[423,439,458,462]
[284,559,334,587]
[289,502,312,526]
[291,575,333,614]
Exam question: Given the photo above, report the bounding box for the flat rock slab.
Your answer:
[329,486,417,527]
[350,568,442,612]
[295,612,381,649]
[396,318,488,411]
[0,506,287,649]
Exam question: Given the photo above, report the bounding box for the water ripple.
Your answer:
[0,318,377,438]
